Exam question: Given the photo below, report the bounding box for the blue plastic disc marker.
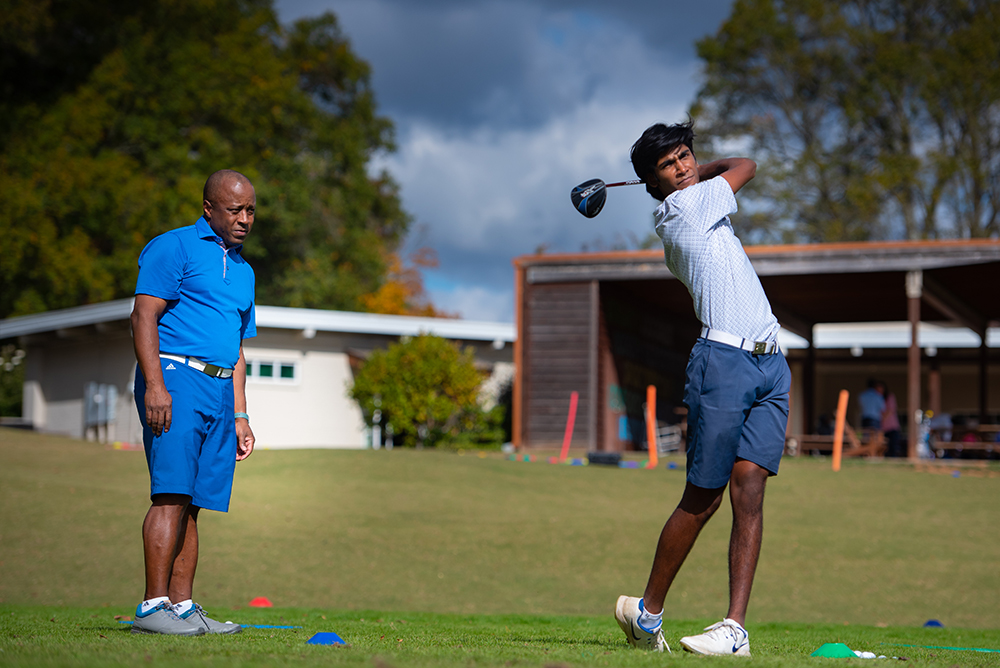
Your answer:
[307,632,346,645]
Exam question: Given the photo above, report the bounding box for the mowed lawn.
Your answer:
[2,427,999,667]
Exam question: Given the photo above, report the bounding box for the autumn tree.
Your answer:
[0,0,414,318]
[692,0,1000,243]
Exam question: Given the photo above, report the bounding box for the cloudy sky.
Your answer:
[275,0,735,322]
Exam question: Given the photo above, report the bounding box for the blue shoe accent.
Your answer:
[636,599,662,634]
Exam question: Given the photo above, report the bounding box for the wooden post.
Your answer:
[645,385,658,469]
[832,389,849,472]
[512,262,524,448]
[906,271,922,460]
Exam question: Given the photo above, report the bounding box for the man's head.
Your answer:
[630,121,697,201]
[203,170,255,247]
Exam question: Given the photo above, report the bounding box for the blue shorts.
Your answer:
[683,338,791,489]
[134,358,237,512]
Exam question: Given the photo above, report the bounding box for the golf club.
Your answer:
[570,178,643,218]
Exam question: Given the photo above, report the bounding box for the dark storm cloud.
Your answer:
[274,0,736,320]
[277,0,733,130]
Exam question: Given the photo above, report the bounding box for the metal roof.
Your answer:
[0,299,515,343]
[515,239,1000,339]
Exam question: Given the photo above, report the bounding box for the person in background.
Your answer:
[858,379,885,430]
[877,382,902,457]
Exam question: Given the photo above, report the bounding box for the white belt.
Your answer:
[160,354,233,378]
[701,327,779,355]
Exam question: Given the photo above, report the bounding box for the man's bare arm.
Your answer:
[698,158,756,194]
[131,295,171,436]
[233,345,255,461]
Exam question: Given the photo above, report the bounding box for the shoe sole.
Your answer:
[130,625,205,636]
[614,596,638,642]
[204,625,242,635]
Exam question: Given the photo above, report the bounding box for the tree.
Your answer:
[691,0,1000,243]
[360,247,453,317]
[0,0,412,319]
[349,335,504,449]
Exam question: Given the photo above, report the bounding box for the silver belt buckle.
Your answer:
[752,341,767,355]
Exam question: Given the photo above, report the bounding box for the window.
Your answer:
[246,359,297,384]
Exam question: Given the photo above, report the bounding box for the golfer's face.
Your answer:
[205,181,256,247]
[652,145,698,196]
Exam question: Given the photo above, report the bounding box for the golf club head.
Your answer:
[571,179,607,218]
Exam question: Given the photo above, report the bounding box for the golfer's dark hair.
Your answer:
[630,121,696,201]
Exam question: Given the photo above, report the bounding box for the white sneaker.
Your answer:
[680,618,751,656]
[614,595,669,652]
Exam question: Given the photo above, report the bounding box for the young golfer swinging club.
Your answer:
[614,121,790,657]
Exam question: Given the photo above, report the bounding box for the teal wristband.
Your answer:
[234,412,250,421]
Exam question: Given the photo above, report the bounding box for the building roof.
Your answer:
[515,239,1000,342]
[0,299,516,344]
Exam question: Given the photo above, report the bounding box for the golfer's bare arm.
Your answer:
[131,295,171,436]
[233,345,255,461]
[698,158,756,194]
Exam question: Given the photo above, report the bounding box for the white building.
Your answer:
[0,300,514,449]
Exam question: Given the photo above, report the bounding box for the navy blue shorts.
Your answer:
[683,338,791,489]
[134,358,237,512]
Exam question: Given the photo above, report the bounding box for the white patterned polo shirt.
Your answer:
[654,175,779,343]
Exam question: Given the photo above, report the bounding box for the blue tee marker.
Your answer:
[307,632,346,645]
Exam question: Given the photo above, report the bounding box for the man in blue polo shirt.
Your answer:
[129,169,257,635]
[613,122,790,657]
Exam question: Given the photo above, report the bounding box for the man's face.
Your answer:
[204,179,255,247]
[649,144,699,197]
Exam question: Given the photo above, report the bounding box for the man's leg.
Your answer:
[642,482,726,614]
[167,505,200,603]
[142,494,192,600]
[725,458,769,626]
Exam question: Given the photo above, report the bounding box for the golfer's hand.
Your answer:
[236,419,255,461]
[145,384,172,436]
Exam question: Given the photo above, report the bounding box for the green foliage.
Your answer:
[349,335,503,449]
[692,0,1000,242]
[0,345,26,417]
[0,0,409,318]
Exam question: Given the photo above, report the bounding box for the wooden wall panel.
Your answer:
[523,282,593,448]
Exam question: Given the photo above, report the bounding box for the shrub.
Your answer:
[349,334,504,449]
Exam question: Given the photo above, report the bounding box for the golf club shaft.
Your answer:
[605,179,643,188]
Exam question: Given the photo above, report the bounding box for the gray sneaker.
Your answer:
[132,602,205,636]
[178,603,242,634]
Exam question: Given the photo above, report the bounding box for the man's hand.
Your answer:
[236,418,255,461]
[145,383,173,437]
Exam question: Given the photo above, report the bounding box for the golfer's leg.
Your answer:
[726,459,768,626]
[142,494,191,600]
[642,482,726,614]
[167,505,200,603]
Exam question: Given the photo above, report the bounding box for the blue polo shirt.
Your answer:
[135,217,256,368]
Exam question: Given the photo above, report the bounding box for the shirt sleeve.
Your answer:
[135,232,185,300]
[668,176,738,234]
[241,270,257,340]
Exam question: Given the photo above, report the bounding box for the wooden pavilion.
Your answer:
[511,239,1000,457]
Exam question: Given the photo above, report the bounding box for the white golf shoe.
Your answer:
[680,618,751,656]
[614,595,669,652]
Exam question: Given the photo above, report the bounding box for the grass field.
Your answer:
[2,427,999,666]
